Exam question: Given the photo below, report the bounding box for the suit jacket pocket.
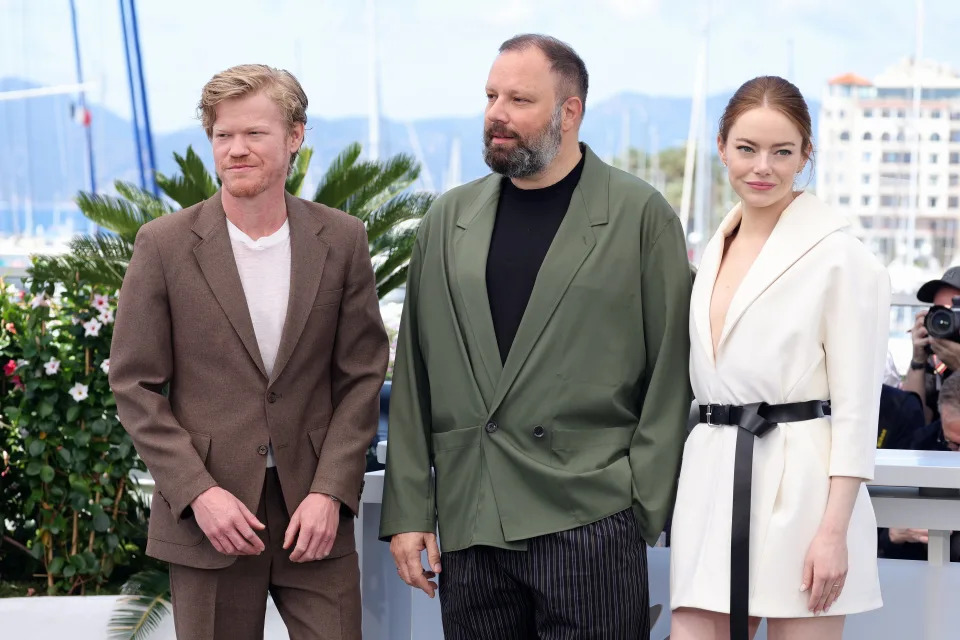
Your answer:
[312,288,343,308]
[551,425,634,470]
[149,430,212,547]
[307,424,330,458]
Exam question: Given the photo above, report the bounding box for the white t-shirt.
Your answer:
[226,217,291,468]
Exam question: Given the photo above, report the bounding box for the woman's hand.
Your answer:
[800,528,848,614]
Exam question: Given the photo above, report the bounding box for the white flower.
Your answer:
[68,383,89,402]
[30,294,49,309]
[71,316,81,325]
[83,318,102,337]
[92,294,110,311]
[16,359,28,370]
[43,359,60,376]
[98,308,114,325]
[100,359,110,374]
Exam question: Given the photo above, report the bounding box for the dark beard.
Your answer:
[482,107,563,178]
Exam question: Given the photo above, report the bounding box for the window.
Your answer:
[863,132,873,141]
[862,174,871,184]
[898,109,907,118]
[932,132,942,142]
[897,131,906,142]
[838,195,851,205]
[863,152,873,162]
[862,195,872,206]
[930,174,939,185]
[882,108,891,118]
[838,109,846,118]
[882,152,911,163]
[839,131,850,141]
[863,109,873,118]
[930,196,939,208]
[951,131,960,142]
[952,112,960,121]
[881,195,898,207]
[930,153,939,164]
[933,110,943,119]
[951,152,960,164]
[951,174,959,186]
[950,196,959,208]
[881,132,891,141]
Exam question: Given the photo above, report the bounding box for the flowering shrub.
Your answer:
[1,277,146,594]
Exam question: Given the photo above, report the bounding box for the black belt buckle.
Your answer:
[705,403,728,426]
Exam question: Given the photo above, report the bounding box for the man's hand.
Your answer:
[912,311,930,362]
[889,528,929,544]
[930,338,960,371]
[191,486,265,556]
[390,532,441,598]
[283,493,340,562]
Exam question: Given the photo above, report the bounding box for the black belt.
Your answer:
[697,400,830,640]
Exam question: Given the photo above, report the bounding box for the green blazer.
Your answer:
[380,145,692,551]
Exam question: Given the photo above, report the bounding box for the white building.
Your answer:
[817,59,960,268]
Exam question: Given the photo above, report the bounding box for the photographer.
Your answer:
[903,267,960,423]
[879,373,960,562]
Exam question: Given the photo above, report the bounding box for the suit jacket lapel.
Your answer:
[717,192,848,353]
[452,176,503,405]
[488,147,604,415]
[192,192,268,379]
[270,193,328,386]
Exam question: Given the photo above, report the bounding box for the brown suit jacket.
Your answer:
[109,191,388,569]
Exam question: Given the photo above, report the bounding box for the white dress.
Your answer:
[670,193,887,618]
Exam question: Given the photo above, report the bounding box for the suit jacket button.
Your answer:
[485,421,498,434]
[257,445,268,455]
[267,392,279,403]
[533,425,545,438]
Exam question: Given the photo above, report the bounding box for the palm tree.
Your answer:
[31,143,433,299]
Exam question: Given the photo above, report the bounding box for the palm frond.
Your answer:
[373,227,418,290]
[156,146,217,207]
[285,147,314,197]
[338,154,420,215]
[107,569,172,640]
[365,193,433,244]
[29,252,126,290]
[376,266,409,299]
[113,181,173,220]
[315,163,382,216]
[75,193,154,243]
[312,143,364,208]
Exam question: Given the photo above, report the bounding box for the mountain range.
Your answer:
[0,76,820,210]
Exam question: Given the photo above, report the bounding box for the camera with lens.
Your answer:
[925,296,960,342]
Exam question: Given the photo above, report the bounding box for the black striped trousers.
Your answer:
[439,509,650,640]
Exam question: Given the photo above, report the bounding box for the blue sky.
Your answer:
[3,0,960,133]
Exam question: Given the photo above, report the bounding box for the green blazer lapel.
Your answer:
[489,148,607,415]
[452,175,504,403]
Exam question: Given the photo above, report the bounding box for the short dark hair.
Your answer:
[939,372,960,413]
[499,34,589,116]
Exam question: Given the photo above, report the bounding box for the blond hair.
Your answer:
[198,64,308,166]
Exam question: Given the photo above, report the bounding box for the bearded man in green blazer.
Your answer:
[381,34,692,640]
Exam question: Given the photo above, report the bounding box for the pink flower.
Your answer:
[5,322,16,334]
[100,359,110,374]
[3,360,16,377]
[44,359,60,376]
[68,382,89,402]
[11,375,23,391]
[98,308,114,325]
[92,294,110,311]
[83,318,103,337]
[30,294,48,309]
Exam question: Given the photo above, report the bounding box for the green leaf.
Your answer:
[38,402,54,418]
[91,419,107,435]
[58,448,73,464]
[48,557,64,575]
[40,465,55,483]
[66,405,81,422]
[28,439,46,456]
[4,405,21,420]
[108,569,172,640]
[26,460,42,476]
[75,430,92,446]
[63,565,76,578]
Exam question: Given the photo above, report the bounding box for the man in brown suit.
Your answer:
[109,64,388,639]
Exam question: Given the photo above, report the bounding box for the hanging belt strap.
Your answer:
[696,400,830,640]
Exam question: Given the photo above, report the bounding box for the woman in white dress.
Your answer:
[670,76,888,640]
